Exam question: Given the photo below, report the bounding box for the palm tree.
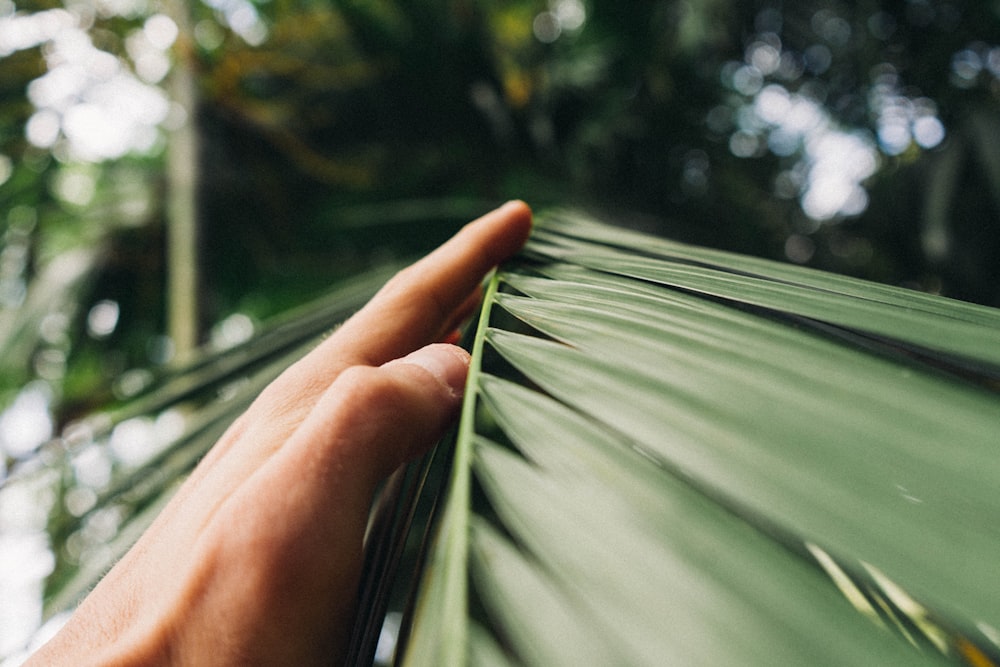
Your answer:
[5,209,1000,665]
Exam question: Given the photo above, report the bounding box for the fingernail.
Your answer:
[390,344,471,398]
[501,199,529,215]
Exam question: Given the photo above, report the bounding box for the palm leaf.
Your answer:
[396,210,1000,666]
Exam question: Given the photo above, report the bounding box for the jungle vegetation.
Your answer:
[2,1,1000,664]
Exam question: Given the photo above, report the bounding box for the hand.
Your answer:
[28,201,533,666]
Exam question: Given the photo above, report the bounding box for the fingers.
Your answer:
[141,345,473,666]
[248,200,530,433]
[27,203,531,667]
[330,199,532,365]
[278,343,471,494]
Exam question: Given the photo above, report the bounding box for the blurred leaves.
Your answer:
[3,0,1000,425]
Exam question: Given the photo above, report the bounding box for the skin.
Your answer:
[28,201,533,666]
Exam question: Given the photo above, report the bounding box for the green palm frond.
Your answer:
[396,210,1000,666]
[12,209,1000,665]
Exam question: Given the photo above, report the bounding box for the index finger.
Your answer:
[201,201,531,483]
[334,199,533,365]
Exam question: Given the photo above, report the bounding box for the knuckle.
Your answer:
[334,365,407,414]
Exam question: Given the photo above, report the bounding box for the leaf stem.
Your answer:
[445,269,501,664]
[405,270,501,667]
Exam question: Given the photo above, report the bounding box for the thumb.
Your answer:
[376,342,472,469]
[284,343,472,493]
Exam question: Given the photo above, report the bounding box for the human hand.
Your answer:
[27,201,533,666]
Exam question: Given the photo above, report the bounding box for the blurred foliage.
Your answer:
[0,0,999,425]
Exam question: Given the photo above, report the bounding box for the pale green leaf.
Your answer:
[531,211,1000,365]
[473,377,944,666]
[400,209,1000,666]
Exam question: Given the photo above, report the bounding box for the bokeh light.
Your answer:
[0,383,53,459]
[7,7,173,163]
[202,0,267,45]
[86,300,120,339]
[534,0,586,43]
[718,6,967,223]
